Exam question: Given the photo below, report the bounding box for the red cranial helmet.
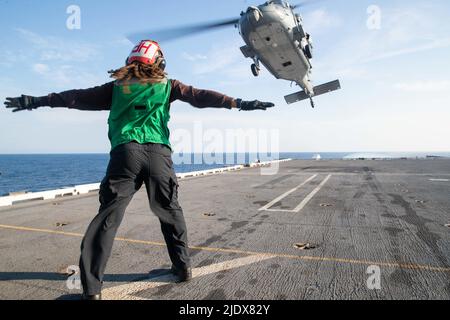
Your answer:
[126,40,166,70]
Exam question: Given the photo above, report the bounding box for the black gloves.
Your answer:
[236,99,275,111]
[4,95,47,113]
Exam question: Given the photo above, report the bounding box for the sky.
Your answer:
[0,0,449,154]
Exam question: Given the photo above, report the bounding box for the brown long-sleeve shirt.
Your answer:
[42,79,237,111]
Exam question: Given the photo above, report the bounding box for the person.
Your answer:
[4,40,275,300]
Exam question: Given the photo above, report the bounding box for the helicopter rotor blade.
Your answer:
[127,17,240,43]
[290,0,323,10]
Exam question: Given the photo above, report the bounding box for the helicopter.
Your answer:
[127,0,341,108]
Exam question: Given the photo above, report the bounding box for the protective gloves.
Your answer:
[236,99,275,111]
[4,95,47,113]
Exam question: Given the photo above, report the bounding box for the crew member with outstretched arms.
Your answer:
[4,40,275,300]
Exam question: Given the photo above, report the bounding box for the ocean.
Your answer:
[0,152,448,196]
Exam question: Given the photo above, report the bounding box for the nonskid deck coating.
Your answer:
[0,159,449,300]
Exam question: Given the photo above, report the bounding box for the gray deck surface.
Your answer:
[0,159,449,300]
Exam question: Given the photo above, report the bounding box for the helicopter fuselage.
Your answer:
[238,0,314,94]
[127,0,341,106]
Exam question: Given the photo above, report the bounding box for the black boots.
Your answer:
[82,294,102,301]
[80,267,191,300]
[171,265,192,283]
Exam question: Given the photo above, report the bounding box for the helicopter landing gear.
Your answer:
[309,97,315,109]
[251,63,260,77]
[251,57,260,77]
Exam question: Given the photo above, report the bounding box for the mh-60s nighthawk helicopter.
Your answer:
[128,0,341,108]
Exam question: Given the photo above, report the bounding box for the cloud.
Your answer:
[16,28,100,63]
[0,50,28,68]
[355,4,450,63]
[362,37,450,63]
[110,37,134,47]
[186,40,267,87]
[191,42,243,76]
[30,63,104,88]
[32,63,50,75]
[314,4,450,81]
[383,8,428,44]
[302,9,342,34]
[394,80,450,93]
[6,29,108,88]
[362,6,450,61]
[181,52,208,62]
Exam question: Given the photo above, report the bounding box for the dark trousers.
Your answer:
[79,142,190,295]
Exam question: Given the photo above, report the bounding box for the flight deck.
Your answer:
[0,159,449,300]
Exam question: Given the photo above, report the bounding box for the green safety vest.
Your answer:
[108,78,172,150]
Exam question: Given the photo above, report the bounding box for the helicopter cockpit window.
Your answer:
[268,0,289,7]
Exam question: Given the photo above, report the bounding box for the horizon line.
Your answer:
[1,151,450,156]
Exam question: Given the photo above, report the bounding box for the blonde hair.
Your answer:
[108,61,167,83]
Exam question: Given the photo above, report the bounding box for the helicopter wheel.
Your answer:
[251,64,260,77]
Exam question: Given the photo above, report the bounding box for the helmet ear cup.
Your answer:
[158,58,166,71]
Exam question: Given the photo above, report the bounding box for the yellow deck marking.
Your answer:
[1,223,449,273]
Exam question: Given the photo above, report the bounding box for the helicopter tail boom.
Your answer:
[284,79,341,105]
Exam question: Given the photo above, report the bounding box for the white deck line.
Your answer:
[262,174,332,213]
[258,174,318,211]
[292,174,332,213]
[102,254,275,300]
[0,159,292,207]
